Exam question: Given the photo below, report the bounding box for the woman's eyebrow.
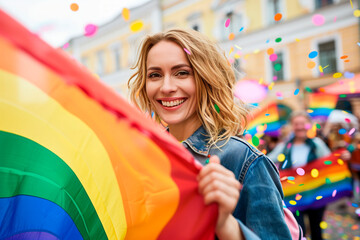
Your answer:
[147,64,191,72]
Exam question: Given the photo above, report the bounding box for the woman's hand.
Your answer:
[197,155,243,240]
[340,150,351,161]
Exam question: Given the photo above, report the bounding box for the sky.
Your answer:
[0,0,150,47]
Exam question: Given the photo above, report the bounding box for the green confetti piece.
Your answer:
[275,37,282,43]
[324,160,332,165]
[274,63,282,71]
[339,94,347,98]
[205,158,209,164]
[305,87,312,92]
[299,184,304,186]
[252,136,260,146]
[296,210,299,216]
[214,104,220,113]
[325,178,331,184]
[316,123,321,129]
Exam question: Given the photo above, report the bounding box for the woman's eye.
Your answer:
[148,73,161,78]
[176,71,189,76]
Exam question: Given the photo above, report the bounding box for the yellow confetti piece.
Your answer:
[268,82,274,90]
[323,65,329,69]
[229,47,234,55]
[316,196,323,200]
[295,194,302,200]
[259,78,264,84]
[253,49,260,54]
[320,221,328,229]
[311,169,319,178]
[122,8,130,21]
[295,38,300,42]
[130,20,143,32]
[319,65,323,73]
[287,180,295,184]
[235,45,242,49]
[244,54,250,59]
[307,109,314,113]
[333,72,342,78]
[277,153,285,162]
[234,53,240,59]
[350,0,353,8]
[289,200,297,205]
[337,159,344,165]
[261,149,267,154]
[354,9,360,17]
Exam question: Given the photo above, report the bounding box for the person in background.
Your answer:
[128,28,292,239]
[268,111,333,240]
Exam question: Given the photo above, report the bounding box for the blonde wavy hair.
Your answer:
[128,28,248,147]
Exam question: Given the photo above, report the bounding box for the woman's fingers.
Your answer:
[201,178,240,200]
[198,170,241,195]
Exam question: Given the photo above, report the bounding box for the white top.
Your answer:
[267,137,331,167]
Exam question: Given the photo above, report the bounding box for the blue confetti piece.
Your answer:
[282,160,288,169]
[287,176,295,180]
[352,203,359,208]
[358,42,360,47]
[338,128,346,134]
[266,39,270,43]
[265,113,270,116]
[239,27,244,32]
[344,71,355,79]
[294,89,299,95]
[308,51,318,59]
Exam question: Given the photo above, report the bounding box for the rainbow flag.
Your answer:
[308,93,338,121]
[246,103,282,136]
[0,10,217,239]
[280,150,352,212]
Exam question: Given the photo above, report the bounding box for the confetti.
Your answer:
[266,39,270,43]
[239,27,244,32]
[351,0,354,8]
[307,61,316,69]
[324,160,332,165]
[349,128,356,135]
[325,178,331,184]
[296,168,305,176]
[311,168,319,178]
[274,63,282,71]
[316,123,321,129]
[287,180,295,184]
[269,54,278,62]
[320,221,328,229]
[352,203,359,208]
[287,176,295,180]
[84,24,98,37]
[184,48,191,55]
[228,33,235,40]
[275,37,282,43]
[316,196,323,200]
[235,45,242,49]
[295,38,300,42]
[273,76,278,81]
[307,109,314,113]
[268,82,274,90]
[205,158,209,164]
[340,55,348,59]
[267,48,274,55]
[274,13,282,21]
[339,94,347,98]
[354,9,360,17]
[305,86,313,92]
[225,18,230,27]
[308,51,318,58]
[319,65,323,73]
[312,14,325,26]
[277,154,286,162]
[333,16,337,22]
[265,113,270,116]
[296,210,299,216]
[62,42,69,49]
[289,200,297,205]
[214,104,220,113]
[344,71,355,78]
[122,8,130,21]
[70,3,79,11]
[294,89,299,95]
[358,42,360,47]
[295,194,302,200]
[252,136,260,146]
[130,20,143,32]
[338,128,346,134]
[337,159,344,165]
[333,72,342,78]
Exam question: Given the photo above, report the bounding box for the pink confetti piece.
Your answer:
[332,190,337,197]
[62,42,69,49]
[225,18,230,28]
[349,128,356,135]
[269,53,278,62]
[312,14,325,26]
[334,16,337,22]
[84,24,98,37]
[183,48,191,55]
[296,168,305,176]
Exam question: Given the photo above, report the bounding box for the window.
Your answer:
[318,40,337,74]
[112,47,121,71]
[267,0,281,25]
[96,50,105,76]
[192,24,199,31]
[187,12,202,32]
[315,0,333,9]
[272,52,284,81]
[222,11,243,39]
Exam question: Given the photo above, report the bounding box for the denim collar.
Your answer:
[167,125,210,157]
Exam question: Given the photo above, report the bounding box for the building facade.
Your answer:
[66,0,360,115]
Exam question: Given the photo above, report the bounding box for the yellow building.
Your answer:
[67,0,360,116]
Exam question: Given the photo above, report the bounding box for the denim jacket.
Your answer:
[182,126,292,240]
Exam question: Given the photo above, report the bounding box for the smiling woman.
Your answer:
[128,28,295,240]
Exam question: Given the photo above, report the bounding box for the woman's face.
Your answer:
[145,40,199,127]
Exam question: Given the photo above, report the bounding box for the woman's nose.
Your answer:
[160,75,176,94]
